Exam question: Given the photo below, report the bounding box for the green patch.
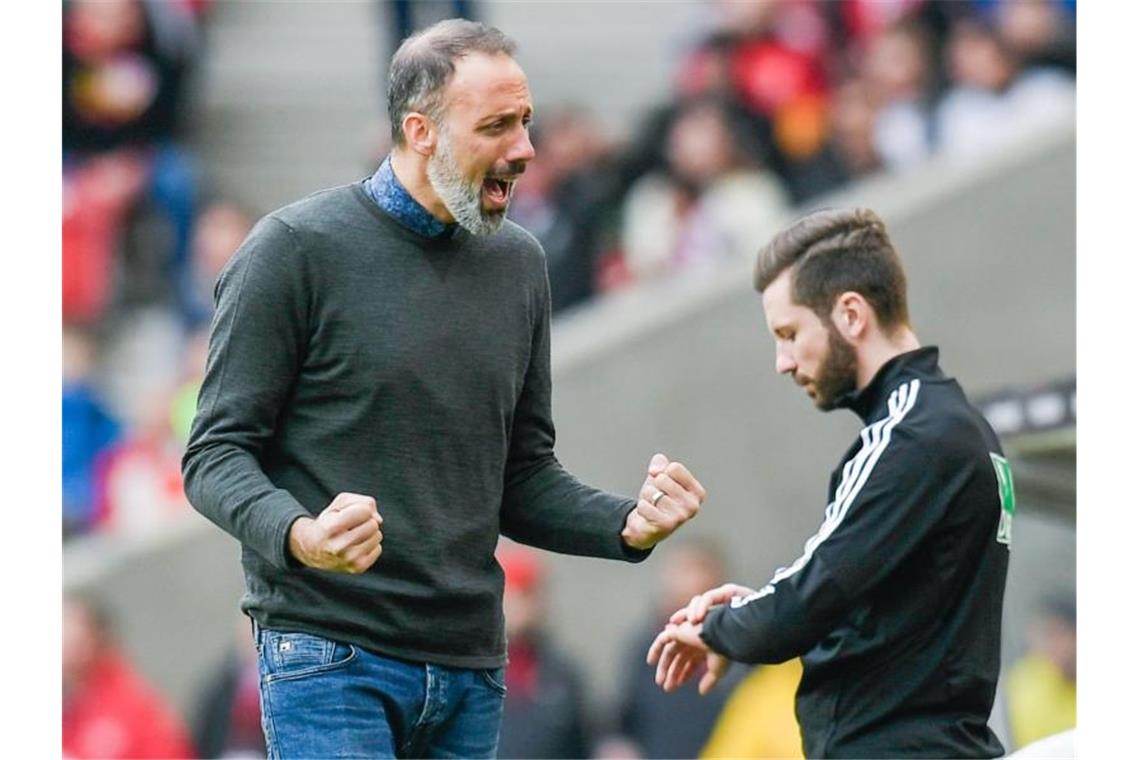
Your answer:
[990,453,1016,547]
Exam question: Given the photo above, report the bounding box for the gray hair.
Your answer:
[386,19,516,145]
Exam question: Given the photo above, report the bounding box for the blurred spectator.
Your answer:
[63,0,198,155]
[933,16,1074,160]
[690,2,831,127]
[63,326,122,538]
[991,0,1076,74]
[615,537,748,759]
[824,77,883,182]
[780,69,897,202]
[191,617,265,759]
[63,593,195,759]
[833,0,930,53]
[620,97,788,282]
[496,543,593,759]
[756,73,875,203]
[1006,595,1076,750]
[508,106,615,313]
[700,658,804,758]
[672,2,832,202]
[92,381,191,536]
[862,20,937,171]
[935,17,1020,156]
[62,152,148,325]
[63,0,202,320]
[183,198,257,327]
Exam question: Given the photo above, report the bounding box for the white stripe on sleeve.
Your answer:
[730,379,922,609]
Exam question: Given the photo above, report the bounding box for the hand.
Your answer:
[622,453,707,551]
[669,583,760,626]
[288,492,383,574]
[646,620,731,695]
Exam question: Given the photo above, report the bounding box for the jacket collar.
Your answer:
[834,346,944,423]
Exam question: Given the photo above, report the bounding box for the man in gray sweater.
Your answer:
[182,19,707,759]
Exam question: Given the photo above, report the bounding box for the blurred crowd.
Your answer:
[62,0,1076,757]
[511,0,1075,309]
[62,0,253,540]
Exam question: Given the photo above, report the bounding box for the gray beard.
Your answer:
[426,135,507,237]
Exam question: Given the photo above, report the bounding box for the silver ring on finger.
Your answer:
[651,490,666,507]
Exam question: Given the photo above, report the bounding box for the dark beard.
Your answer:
[813,323,858,411]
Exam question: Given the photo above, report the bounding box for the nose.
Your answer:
[508,125,536,164]
[775,351,796,376]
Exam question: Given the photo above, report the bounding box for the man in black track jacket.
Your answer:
[648,208,1013,758]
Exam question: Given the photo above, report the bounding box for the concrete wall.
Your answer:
[65,120,1075,720]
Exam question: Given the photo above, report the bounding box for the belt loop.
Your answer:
[249,615,260,644]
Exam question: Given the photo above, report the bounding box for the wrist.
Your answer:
[621,519,656,552]
[287,516,317,565]
[697,620,722,655]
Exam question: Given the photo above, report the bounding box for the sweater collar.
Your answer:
[363,155,458,240]
[834,346,944,422]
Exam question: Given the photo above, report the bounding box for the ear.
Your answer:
[831,291,872,340]
[401,112,437,157]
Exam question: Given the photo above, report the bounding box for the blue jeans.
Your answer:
[255,625,505,758]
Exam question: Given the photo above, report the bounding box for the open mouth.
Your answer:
[482,177,515,208]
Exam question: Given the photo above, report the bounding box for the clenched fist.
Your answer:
[288,492,383,574]
[622,453,706,551]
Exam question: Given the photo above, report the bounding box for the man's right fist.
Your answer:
[288,492,383,574]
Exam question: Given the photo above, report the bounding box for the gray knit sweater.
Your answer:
[183,182,644,668]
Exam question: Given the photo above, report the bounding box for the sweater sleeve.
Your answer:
[499,265,648,562]
[701,402,975,663]
[181,216,313,571]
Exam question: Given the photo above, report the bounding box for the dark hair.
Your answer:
[754,207,911,331]
[386,19,516,145]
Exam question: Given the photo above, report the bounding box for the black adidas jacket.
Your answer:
[701,347,1011,758]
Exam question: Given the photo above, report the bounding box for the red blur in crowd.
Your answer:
[62,153,149,324]
[499,544,545,697]
[63,596,195,759]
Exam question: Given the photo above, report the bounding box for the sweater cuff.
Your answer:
[262,492,313,571]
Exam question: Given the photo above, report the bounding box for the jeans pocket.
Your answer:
[479,666,507,696]
[261,630,357,683]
